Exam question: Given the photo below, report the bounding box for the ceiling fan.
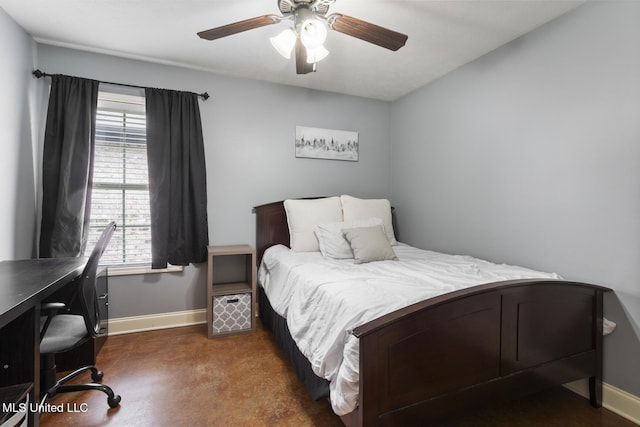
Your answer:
[197,0,408,74]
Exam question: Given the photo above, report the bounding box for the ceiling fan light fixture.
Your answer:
[300,18,327,48]
[306,45,329,64]
[198,0,408,75]
[270,28,297,59]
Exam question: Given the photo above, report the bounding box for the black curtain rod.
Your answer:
[32,69,209,101]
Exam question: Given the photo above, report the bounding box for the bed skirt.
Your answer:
[258,286,330,400]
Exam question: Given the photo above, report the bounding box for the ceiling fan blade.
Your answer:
[295,38,315,75]
[328,14,408,51]
[198,15,279,41]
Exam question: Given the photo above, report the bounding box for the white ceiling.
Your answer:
[0,0,583,101]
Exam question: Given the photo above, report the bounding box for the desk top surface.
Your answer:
[0,258,87,328]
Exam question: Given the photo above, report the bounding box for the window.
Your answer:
[84,90,151,266]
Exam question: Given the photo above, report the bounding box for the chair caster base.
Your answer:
[108,394,121,408]
[91,369,104,382]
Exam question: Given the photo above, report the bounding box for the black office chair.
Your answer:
[39,221,121,408]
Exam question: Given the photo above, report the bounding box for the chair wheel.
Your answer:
[91,370,104,382]
[108,395,121,408]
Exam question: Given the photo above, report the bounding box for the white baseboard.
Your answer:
[108,309,207,335]
[564,379,640,425]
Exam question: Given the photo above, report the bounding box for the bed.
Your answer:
[253,196,611,427]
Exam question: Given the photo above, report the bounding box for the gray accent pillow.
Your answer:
[314,217,383,259]
[342,225,398,264]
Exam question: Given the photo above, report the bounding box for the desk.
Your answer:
[0,258,86,426]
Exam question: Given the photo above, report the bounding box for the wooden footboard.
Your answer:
[344,279,609,427]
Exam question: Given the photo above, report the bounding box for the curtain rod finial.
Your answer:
[201,92,210,101]
[33,69,45,78]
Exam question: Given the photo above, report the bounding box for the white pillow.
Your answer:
[342,225,398,264]
[284,197,343,252]
[314,217,383,259]
[340,195,397,245]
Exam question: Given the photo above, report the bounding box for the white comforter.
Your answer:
[258,244,559,416]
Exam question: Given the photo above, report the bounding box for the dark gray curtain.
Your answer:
[145,88,209,268]
[39,75,99,258]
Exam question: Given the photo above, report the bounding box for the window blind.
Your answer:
[85,91,151,265]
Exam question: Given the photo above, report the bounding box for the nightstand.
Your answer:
[206,245,256,338]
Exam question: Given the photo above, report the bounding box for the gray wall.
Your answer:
[35,45,392,318]
[0,7,38,260]
[391,1,640,396]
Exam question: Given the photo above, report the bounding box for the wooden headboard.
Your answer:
[253,200,291,266]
